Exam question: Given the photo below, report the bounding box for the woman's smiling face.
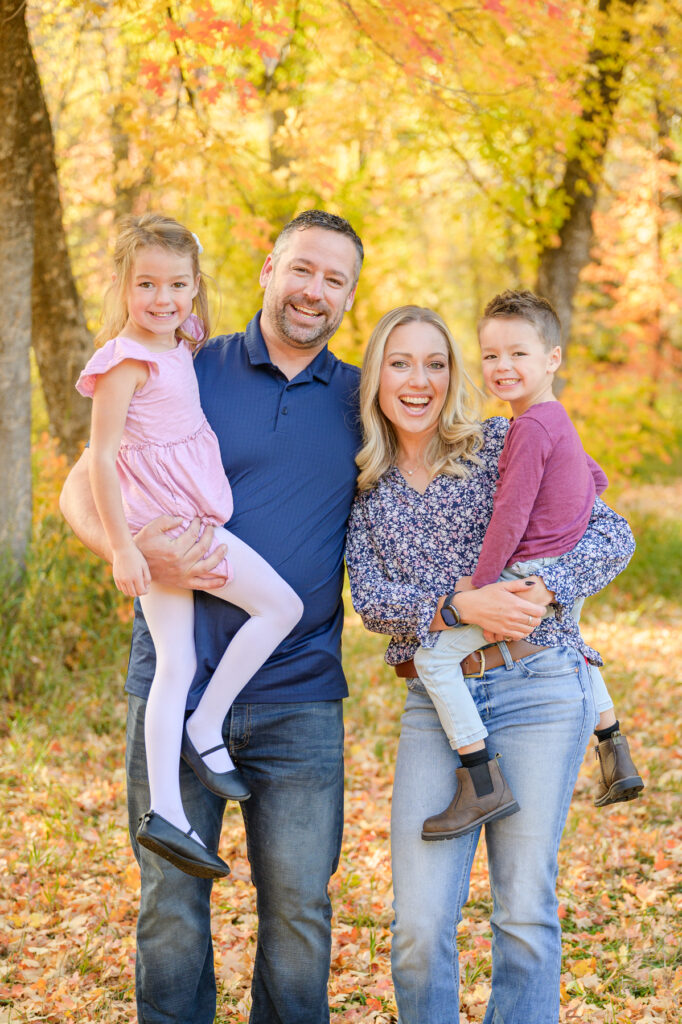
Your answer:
[378,321,451,448]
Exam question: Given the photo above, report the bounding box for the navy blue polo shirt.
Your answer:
[125,313,361,705]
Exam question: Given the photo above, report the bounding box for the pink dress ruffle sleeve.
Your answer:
[76,315,233,581]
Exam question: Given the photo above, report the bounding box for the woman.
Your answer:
[345,306,634,1023]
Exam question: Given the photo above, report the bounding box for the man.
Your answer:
[60,210,364,1024]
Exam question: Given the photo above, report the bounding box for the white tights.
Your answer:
[139,527,303,839]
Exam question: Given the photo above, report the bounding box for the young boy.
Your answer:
[415,290,643,842]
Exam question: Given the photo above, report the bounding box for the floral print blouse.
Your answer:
[345,418,635,667]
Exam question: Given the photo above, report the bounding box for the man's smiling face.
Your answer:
[259,226,358,351]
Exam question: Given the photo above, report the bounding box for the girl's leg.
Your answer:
[138,583,198,836]
[187,528,304,773]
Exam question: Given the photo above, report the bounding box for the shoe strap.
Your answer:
[199,742,227,758]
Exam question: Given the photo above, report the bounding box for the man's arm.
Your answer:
[59,449,112,561]
[59,449,229,589]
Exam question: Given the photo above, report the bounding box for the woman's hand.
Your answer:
[520,574,555,606]
[134,517,229,590]
[480,576,554,642]
[112,544,151,597]
[434,578,548,640]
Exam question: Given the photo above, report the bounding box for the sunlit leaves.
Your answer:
[2,475,681,1020]
[25,0,682,462]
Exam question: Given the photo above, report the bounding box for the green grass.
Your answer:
[610,511,682,604]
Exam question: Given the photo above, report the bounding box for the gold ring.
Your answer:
[503,635,512,642]
[528,615,533,625]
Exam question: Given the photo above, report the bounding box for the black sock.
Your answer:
[595,720,620,742]
[460,748,493,797]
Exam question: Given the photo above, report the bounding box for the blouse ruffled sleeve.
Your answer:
[180,314,205,344]
[75,337,161,399]
[345,491,439,654]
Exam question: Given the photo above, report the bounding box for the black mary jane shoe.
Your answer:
[181,725,251,802]
[136,810,230,879]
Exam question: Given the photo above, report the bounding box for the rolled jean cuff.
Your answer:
[448,726,489,751]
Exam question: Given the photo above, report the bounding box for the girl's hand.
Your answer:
[112,545,151,597]
[437,578,547,640]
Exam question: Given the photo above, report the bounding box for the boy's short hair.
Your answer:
[478,290,561,351]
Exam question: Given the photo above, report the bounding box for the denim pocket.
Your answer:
[516,645,580,679]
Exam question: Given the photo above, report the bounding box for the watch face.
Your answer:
[442,604,457,627]
[441,593,460,627]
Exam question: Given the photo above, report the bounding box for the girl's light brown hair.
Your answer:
[95,213,210,351]
[356,306,483,492]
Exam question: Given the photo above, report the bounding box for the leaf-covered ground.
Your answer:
[1,484,680,1023]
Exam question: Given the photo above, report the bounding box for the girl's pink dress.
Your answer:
[76,316,233,580]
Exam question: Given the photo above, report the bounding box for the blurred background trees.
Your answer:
[2,0,680,569]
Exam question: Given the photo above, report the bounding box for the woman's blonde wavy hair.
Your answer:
[95,213,210,351]
[356,306,484,492]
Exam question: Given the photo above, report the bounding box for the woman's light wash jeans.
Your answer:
[391,645,596,1024]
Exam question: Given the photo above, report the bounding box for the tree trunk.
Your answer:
[25,12,92,459]
[0,0,34,571]
[536,0,639,349]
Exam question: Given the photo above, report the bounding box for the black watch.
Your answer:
[441,591,462,627]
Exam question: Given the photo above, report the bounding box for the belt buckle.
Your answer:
[464,649,486,679]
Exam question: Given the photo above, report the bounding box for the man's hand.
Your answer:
[134,517,229,590]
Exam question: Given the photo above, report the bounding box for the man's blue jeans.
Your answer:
[390,645,596,1024]
[126,694,345,1024]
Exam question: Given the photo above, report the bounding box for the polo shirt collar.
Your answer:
[244,312,334,384]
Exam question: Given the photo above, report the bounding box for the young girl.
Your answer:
[77,214,303,879]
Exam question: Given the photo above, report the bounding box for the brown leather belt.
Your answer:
[394,640,550,679]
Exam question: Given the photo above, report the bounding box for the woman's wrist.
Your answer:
[447,589,477,625]
[430,596,449,631]
[431,591,469,631]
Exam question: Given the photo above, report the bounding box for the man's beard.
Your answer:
[269,295,342,349]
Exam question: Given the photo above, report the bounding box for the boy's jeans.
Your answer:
[413,556,613,750]
[126,693,344,1024]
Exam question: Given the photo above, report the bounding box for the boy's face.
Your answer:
[479,317,561,416]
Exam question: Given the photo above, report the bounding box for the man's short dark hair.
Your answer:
[271,210,364,285]
[478,289,561,350]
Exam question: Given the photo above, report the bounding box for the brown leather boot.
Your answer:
[594,732,644,806]
[422,756,520,841]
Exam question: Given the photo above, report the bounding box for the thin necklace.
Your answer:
[398,458,425,477]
